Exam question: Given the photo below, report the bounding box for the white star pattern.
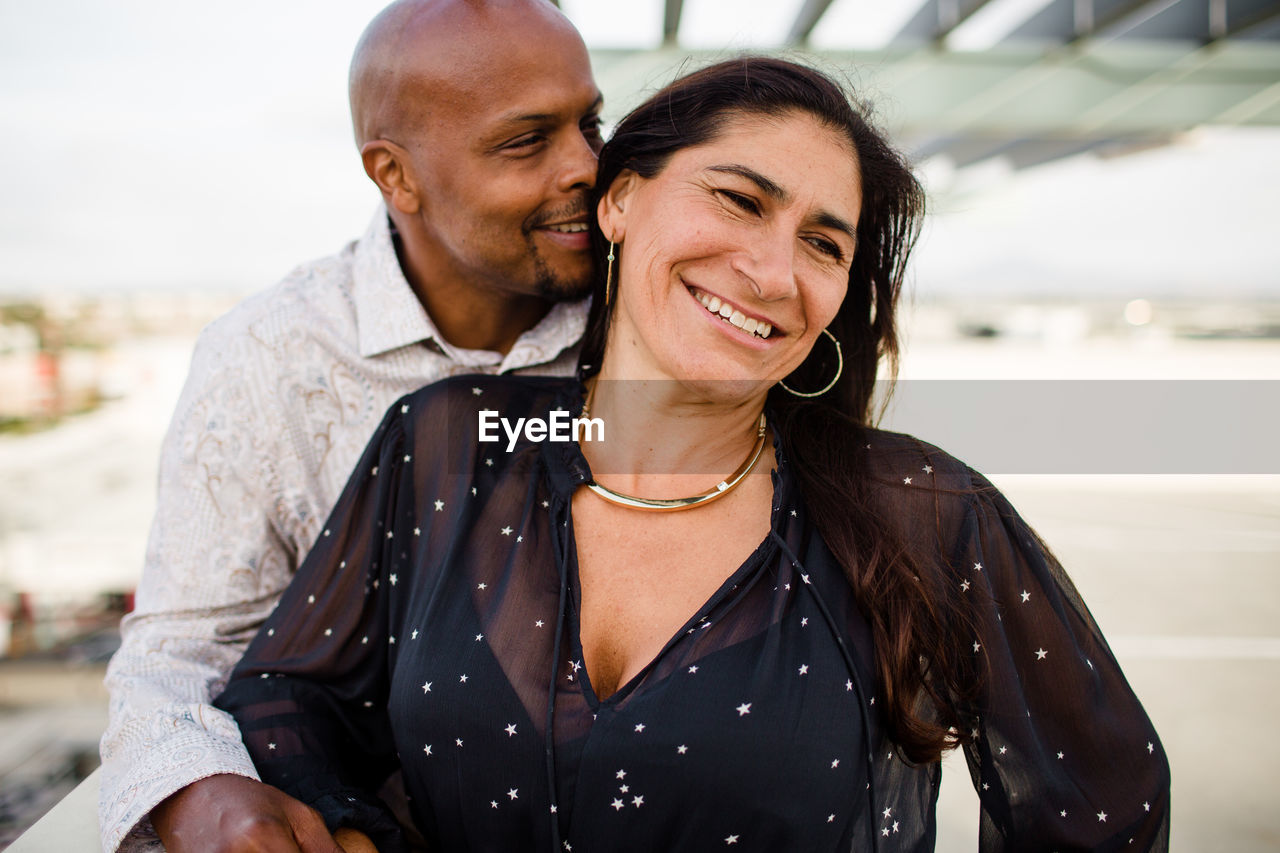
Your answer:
[1097,811,1107,822]
[422,682,432,693]
[434,500,444,511]
[508,788,519,800]
[688,666,699,674]
[800,617,808,627]
[267,743,276,750]
[475,633,484,641]
[999,746,1008,755]
[471,387,483,396]
[632,795,644,807]
[1061,810,1067,817]
[1035,648,1048,660]
[725,836,739,845]
[477,583,487,590]
[1020,590,1031,603]
[974,562,983,571]
[611,798,625,811]
[827,814,835,823]
[456,738,463,747]
[423,744,432,756]
[324,628,332,637]
[883,808,892,819]
[1147,742,1154,754]
[501,526,512,536]
[491,801,498,809]
[830,759,839,769]
[401,404,409,414]
[677,745,688,754]
[459,674,468,683]
[619,785,629,794]
[1057,751,1064,759]
[616,770,627,780]
[505,723,517,737]
[973,641,982,653]
[410,629,418,640]
[961,579,971,592]
[413,527,421,536]
[736,703,752,716]
[634,723,646,733]
[535,620,545,628]
[798,665,809,675]
[389,574,398,586]
[903,476,912,484]
[923,465,933,474]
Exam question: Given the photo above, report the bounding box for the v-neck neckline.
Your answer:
[560,469,786,710]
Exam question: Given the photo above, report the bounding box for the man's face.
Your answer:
[404,23,602,301]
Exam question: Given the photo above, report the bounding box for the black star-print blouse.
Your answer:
[215,375,1170,853]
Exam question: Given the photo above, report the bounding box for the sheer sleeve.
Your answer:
[214,398,415,853]
[958,472,1170,851]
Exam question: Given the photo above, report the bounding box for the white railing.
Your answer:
[8,768,101,852]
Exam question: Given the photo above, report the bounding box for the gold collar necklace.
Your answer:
[579,383,767,512]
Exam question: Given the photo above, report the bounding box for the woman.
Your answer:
[215,57,1169,852]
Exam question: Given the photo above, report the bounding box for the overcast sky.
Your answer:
[1,0,1276,299]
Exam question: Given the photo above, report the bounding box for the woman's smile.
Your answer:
[685,284,777,340]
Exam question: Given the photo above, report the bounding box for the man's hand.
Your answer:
[152,774,344,853]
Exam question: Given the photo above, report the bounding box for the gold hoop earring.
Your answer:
[604,242,616,307]
[779,328,843,398]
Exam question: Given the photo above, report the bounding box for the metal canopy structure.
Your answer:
[584,0,1280,171]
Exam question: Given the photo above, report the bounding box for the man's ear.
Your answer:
[596,170,641,243]
[361,140,420,215]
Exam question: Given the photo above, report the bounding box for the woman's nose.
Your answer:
[738,230,799,302]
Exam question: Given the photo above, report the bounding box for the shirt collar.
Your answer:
[351,205,589,369]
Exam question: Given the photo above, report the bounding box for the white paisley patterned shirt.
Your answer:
[98,206,588,852]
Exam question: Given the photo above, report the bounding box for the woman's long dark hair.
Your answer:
[580,56,974,763]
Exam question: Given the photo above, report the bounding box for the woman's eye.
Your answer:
[806,236,844,261]
[718,190,760,215]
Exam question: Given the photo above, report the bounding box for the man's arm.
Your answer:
[98,323,328,852]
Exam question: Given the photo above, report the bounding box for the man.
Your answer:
[98,1,602,850]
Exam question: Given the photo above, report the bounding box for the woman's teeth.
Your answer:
[545,223,588,233]
[695,291,772,338]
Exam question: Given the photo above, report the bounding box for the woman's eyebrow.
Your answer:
[708,164,787,202]
[709,163,857,245]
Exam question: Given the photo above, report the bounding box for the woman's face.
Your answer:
[598,109,862,396]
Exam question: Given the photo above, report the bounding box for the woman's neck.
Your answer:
[582,355,770,497]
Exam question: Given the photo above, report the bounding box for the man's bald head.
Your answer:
[349,0,585,148]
